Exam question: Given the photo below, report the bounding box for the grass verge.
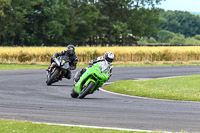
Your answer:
[113,63,200,67]
[0,64,88,70]
[0,64,48,70]
[103,75,200,102]
[1,62,200,70]
[0,119,156,133]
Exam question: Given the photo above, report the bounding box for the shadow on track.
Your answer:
[50,84,73,87]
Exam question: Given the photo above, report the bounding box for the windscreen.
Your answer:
[60,56,69,62]
[99,61,110,73]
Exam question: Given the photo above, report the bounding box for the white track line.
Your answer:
[5,118,171,132]
[7,76,190,133]
[100,76,200,103]
[33,121,171,133]
[39,75,195,132]
[100,88,160,100]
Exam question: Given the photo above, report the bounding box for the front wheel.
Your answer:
[71,89,79,98]
[46,68,59,85]
[78,81,95,99]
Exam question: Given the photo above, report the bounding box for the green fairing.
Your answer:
[74,63,109,94]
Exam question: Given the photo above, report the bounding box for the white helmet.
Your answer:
[104,51,114,63]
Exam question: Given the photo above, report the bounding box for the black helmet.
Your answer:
[67,45,75,55]
[104,51,114,63]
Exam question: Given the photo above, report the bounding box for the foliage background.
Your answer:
[0,0,163,46]
[1,0,200,46]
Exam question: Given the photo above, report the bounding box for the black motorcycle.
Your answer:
[46,56,70,85]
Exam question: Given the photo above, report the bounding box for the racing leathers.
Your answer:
[73,56,113,84]
[48,50,78,79]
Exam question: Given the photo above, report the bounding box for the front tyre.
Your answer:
[78,81,95,99]
[46,68,59,86]
[71,89,79,98]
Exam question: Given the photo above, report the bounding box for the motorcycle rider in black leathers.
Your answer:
[73,51,114,84]
[47,45,78,81]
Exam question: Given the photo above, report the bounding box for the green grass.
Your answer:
[0,64,48,70]
[0,64,88,70]
[104,75,200,102]
[0,119,155,133]
[113,63,200,67]
[1,63,200,70]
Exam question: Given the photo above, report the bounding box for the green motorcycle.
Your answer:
[71,61,111,99]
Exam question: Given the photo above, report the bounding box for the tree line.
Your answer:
[150,10,200,46]
[1,0,200,46]
[0,0,162,46]
[158,10,200,37]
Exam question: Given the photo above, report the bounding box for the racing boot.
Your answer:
[73,68,87,85]
[48,62,56,72]
[73,71,81,85]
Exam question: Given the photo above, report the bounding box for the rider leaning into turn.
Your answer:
[74,51,114,84]
[47,44,78,80]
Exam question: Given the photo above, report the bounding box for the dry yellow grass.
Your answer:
[0,46,200,64]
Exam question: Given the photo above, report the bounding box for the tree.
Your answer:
[94,0,163,45]
[0,0,31,45]
[0,0,10,17]
[36,0,69,45]
[0,0,165,46]
[0,0,69,46]
[64,0,99,45]
[0,0,11,45]
[159,10,200,37]
[129,7,161,37]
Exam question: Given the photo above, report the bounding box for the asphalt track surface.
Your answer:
[0,66,200,132]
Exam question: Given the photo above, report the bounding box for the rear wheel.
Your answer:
[46,68,59,85]
[78,81,95,99]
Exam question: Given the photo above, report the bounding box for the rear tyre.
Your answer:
[71,89,79,98]
[46,68,59,86]
[78,81,95,99]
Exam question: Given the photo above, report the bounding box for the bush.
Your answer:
[157,30,175,43]
[148,37,157,43]
[141,43,170,46]
[184,37,200,46]
[137,37,148,45]
[137,37,157,45]
[170,34,185,45]
[194,35,200,40]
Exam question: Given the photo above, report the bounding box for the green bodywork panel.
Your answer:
[74,63,109,94]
